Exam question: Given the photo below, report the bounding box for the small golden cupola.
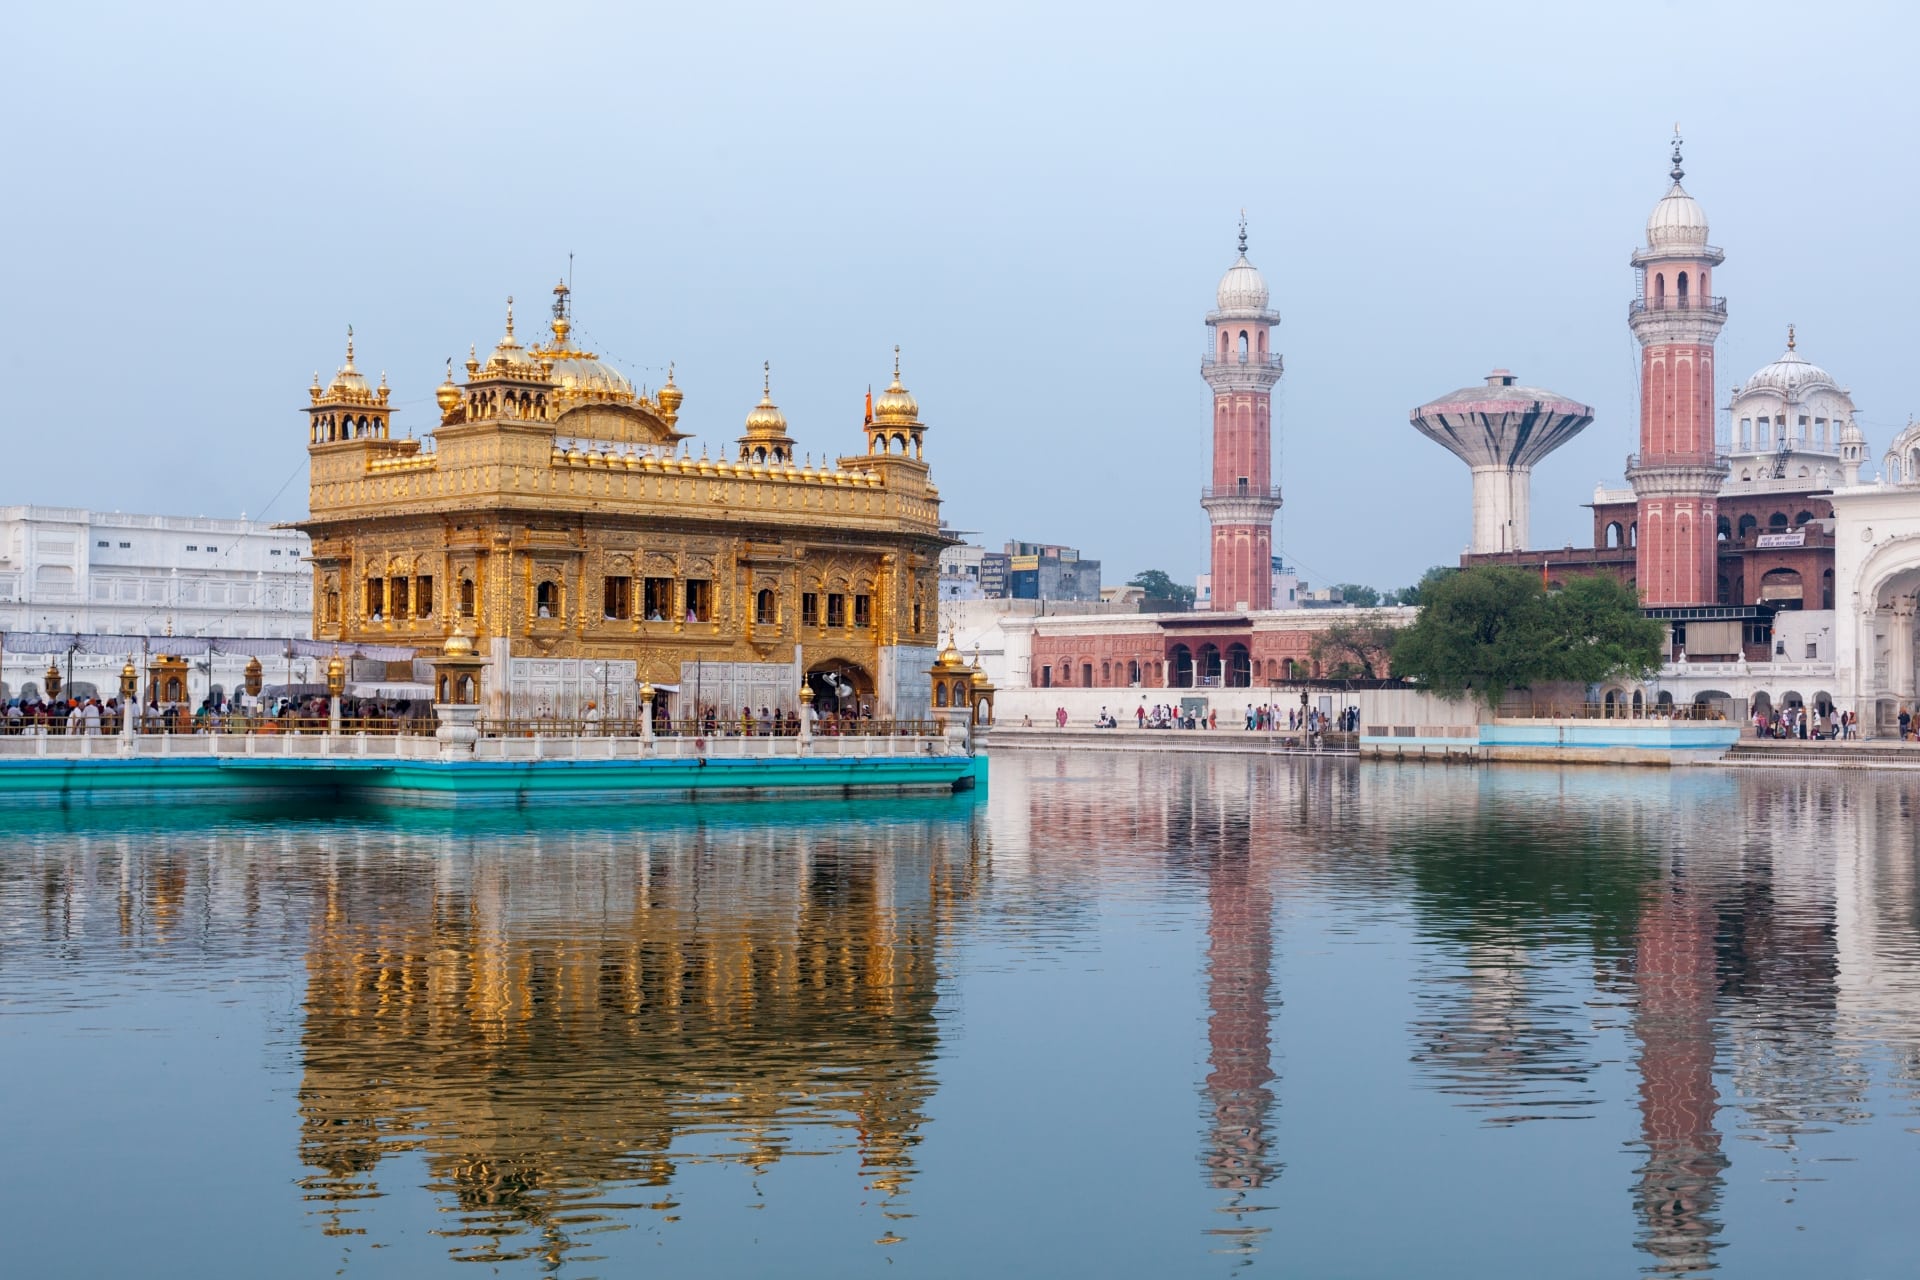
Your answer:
[866,345,925,459]
[305,326,394,446]
[657,361,684,429]
[737,361,797,465]
[434,358,464,425]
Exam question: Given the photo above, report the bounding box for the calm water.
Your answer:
[3,753,1919,1278]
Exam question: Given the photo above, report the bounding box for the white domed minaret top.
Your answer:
[1214,222,1273,317]
[1646,139,1712,252]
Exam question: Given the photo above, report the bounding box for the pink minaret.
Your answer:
[1628,132,1729,606]
[1201,220,1284,612]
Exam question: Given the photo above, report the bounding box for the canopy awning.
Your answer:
[347,682,434,700]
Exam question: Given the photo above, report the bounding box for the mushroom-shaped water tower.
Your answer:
[1410,370,1595,555]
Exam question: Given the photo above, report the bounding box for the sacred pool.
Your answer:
[2,752,1913,1277]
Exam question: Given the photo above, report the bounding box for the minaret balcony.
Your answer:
[1201,352,1284,372]
[1628,295,1727,320]
[1201,483,1283,501]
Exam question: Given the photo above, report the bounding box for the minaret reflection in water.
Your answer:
[294,804,983,1266]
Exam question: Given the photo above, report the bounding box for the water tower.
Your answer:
[1410,370,1595,554]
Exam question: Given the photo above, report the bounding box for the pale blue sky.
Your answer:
[5,0,1916,592]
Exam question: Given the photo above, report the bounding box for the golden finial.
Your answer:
[763,359,771,396]
[378,370,388,390]
[311,370,320,389]
[504,295,515,338]
[343,324,356,370]
[893,344,901,379]
[1788,323,1796,351]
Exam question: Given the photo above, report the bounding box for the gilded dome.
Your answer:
[487,297,525,366]
[326,327,369,396]
[442,629,475,658]
[873,349,919,425]
[547,354,634,400]
[744,363,789,435]
[658,363,684,416]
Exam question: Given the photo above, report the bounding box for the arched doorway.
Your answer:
[806,661,874,717]
[1169,644,1194,688]
[1196,643,1222,686]
[1226,643,1252,688]
[1759,567,1803,609]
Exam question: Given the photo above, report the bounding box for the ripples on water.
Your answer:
[3,757,1920,1276]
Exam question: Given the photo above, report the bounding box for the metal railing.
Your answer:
[1201,352,1284,371]
[1499,702,1727,722]
[1200,483,1284,501]
[1625,451,1729,472]
[0,714,437,737]
[1628,295,1728,319]
[473,717,946,739]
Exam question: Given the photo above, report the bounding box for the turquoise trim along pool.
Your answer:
[0,749,987,808]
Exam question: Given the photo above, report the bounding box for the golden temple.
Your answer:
[296,283,952,718]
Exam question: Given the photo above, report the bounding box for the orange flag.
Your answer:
[864,385,873,426]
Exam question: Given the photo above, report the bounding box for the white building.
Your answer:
[0,506,311,700]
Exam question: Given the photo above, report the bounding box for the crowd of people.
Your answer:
[1754,705,1855,740]
[1029,702,1360,735]
[0,693,431,735]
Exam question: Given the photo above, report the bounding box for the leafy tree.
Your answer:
[1545,573,1664,685]
[1310,612,1402,679]
[1389,567,1661,706]
[1128,569,1195,609]
[1332,583,1382,608]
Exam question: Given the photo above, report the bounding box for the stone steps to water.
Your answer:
[1723,740,1920,769]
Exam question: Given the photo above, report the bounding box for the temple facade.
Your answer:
[296,285,951,719]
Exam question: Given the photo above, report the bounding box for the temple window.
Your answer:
[416,576,433,617]
[390,577,410,619]
[853,593,871,628]
[912,600,923,632]
[684,579,712,623]
[802,592,820,626]
[603,576,633,620]
[535,580,559,618]
[643,577,673,621]
[755,588,777,625]
[826,593,846,628]
[458,577,476,617]
[365,576,384,621]
[325,590,340,624]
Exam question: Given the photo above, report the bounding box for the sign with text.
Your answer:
[1756,531,1806,548]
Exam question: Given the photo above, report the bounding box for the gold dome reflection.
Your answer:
[294,811,983,1264]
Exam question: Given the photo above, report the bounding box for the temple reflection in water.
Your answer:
[287,806,983,1263]
[8,761,1920,1274]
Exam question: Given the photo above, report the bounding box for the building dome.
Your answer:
[1215,254,1269,313]
[487,298,525,366]
[547,354,634,400]
[743,363,788,435]
[326,328,369,396]
[1646,182,1711,251]
[1740,343,1837,397]
[873,349,919,425]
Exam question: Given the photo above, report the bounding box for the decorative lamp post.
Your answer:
[244,656,264,698]
[798,682,815,744]
[326,655,346,735]
[44,661,62,702]
[120,659,138,740]
[430,628,487,753]
[638,680,656,742]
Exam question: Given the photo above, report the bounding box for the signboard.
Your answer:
[1756,531,1806,548]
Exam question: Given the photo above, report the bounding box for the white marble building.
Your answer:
[0,506,311,700]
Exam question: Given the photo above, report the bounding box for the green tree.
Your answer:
[1332,583,1381,608]
[1389,567,1660,706]
[1545,573,1664,685]
[1310,612,1402,679]
[1128,569,1195,609]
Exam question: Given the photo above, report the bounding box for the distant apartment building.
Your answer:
[1005,540,1101,602]
[941,539,1099,602]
